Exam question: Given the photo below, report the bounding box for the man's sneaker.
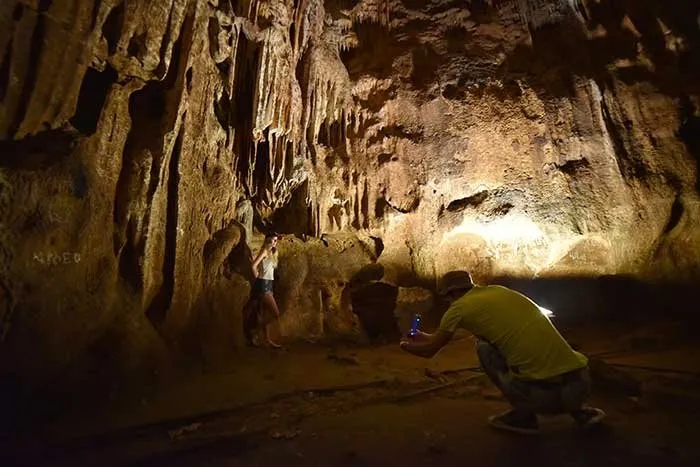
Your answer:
[488,410,540,435]
[572,407,606,429]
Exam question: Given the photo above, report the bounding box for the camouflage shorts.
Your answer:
[477,340,591,414]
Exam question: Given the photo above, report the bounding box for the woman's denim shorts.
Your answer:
[252,279,274,298]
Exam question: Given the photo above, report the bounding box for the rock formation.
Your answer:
[0,0,698,393]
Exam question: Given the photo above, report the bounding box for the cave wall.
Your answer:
[308,0,700,286]
[0,0,699,392]
[0,0,369,392]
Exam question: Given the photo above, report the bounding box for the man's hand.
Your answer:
[412,330,431,341]
[399,329,454,359]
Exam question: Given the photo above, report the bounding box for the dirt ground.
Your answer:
[2,318,700,467]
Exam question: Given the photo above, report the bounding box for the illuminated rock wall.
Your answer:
[309,0,700,286]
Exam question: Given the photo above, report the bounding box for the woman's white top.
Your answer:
[258,255,277,280]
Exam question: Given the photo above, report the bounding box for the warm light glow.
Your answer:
[448,214,546,244]
[443,212,554,273]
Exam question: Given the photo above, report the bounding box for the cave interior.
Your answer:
[0,0,700,465]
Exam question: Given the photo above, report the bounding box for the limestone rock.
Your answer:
[349,262,385,287]
[350,281,399,342]
[394,287,434,336]
[0,0,699,399]
[275,233,372,339]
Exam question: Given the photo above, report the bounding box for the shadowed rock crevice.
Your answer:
[554,157,591,175]
[340,21,402,81]
[154,1,179,78]
[410,43,441,90]
[678,95,700,192]
[270,181,314,236]
[112,78,167,275]
[11,3,24,21]
[127,33,148,62]
[662,197,684,235]
[366,124,423,146]
[600,92,648,180]
[0,39,12,102]
[69,65,119,135]
[384,196,419,214]
[145,119,184,330]
[9,12,45,137]
[445,191,489,213]
[350,281,399,342]
[232,34,261,196]
[102,2,125,56]
[37,0,52,13]
[0,129,79,170]
[113,7,195,317]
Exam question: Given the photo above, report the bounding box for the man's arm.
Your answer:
[400,329,454,359]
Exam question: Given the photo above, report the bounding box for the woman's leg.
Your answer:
[244,280,263,346]
[261,293,282,348]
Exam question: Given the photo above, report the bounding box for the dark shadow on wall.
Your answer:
[488,275,700,330]
[232,32,261,196]
[350,282,400,343]
[69,65,118,135]
[678,95,700,193]
[354,274,700,343]
[269,180,314,237]
[0,128,79,169]
[499,0,700,98]
[340,21,406,82]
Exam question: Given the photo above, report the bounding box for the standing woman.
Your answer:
[246,233,282,348]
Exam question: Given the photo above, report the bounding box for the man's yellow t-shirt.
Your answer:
[439,285,588,380]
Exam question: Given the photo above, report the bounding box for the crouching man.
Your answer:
[399,270,605,435]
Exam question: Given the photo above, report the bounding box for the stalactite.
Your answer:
[341,109,347,143]
[361,176,369,229]
[303,66,351,152]
[229,0,356,218]
[352,0,393,28]
[245,11,308,213]
[353,105,360,134]
[496,0,580,31]
[268,131,276,181]
[248,142,258,197]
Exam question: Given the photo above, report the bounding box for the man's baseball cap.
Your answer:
[437,270,474,296]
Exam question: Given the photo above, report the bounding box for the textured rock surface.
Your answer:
[275,233,372,340]
[394,286,434,335]
[0,0,699,394]
[327,0,700,285]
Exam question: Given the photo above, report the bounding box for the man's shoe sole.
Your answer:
[488,416,540,435]
[580,408,606,429]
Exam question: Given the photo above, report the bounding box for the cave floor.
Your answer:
[4,319,700,467]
